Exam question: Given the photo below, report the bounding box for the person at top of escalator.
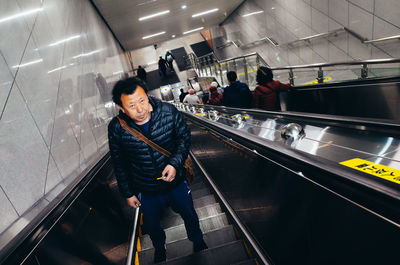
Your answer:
[183,89,200,104]
[208,81,223,106]
[108,78,207,263]
[253,66,291,111]
[222,71,252,108]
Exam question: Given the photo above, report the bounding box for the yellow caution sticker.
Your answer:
[340,158,400,184]
[303,76,332,85]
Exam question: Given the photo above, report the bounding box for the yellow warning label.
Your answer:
[340,158,400,184]
[303,76,332,85]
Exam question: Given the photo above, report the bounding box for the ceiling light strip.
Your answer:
[183,27,204,35]
[0,8,43,23]
[12,59,43,69]
[49,35,81,46]
[242,10,264,17]
[139,10,170,21]
[192,8,219,17]
[142,31,166,39]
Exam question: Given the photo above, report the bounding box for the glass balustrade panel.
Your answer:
[368,63,400,78]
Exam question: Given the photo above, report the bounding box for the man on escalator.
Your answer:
[108,77,207,263]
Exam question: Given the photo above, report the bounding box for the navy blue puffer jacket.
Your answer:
[108,97,191,197]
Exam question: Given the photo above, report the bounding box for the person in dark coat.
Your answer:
[253,66,291,111]
[179,88,188,103]
[222,71,252,108]
[108,78,207,263]
[137,65,147,81]
[158,56,167,77]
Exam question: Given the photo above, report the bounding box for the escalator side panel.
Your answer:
[189,123,400,265]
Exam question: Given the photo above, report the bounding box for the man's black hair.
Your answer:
[227,71,237,82]
[112,77,148,106]
[256,66,273,84]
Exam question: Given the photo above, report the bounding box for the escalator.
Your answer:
[3,101,400,265]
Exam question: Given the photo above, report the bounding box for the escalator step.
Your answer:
[191,188,211,199]
[161,203,222,228]
[161,240,248,265]
[193,194,216,209]
[190,181,207,191]
[231,259,257,265]
[163,194,216,218]
[138,225,237,264]
[140,213,229,250]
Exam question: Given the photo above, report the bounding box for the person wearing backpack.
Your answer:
[253,66,291,111]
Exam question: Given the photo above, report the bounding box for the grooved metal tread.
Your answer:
[162,194,216,218]
[230,259,257,265]
[140,213,229,250]
[161,203,222,228]
[158,240,248,265]
[191,187,211,200]
[138,225,237,264]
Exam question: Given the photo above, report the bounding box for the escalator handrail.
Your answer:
[189,151,273,265]
[126,207,140,265]
[184,103,400,136]
[271,58,400,71]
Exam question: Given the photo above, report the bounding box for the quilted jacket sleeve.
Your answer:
[108,119,136,198]
[168,106,191,170]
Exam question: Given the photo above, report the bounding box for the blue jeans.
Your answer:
[139,181,203,249]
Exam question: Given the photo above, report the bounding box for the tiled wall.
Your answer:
[211,0,400,67]
[0,0,129,236]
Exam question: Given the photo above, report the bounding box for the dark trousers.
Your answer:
[139,181,203,249]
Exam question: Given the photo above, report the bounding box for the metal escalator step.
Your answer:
[163,194,216,217]
[193,194,216,208]
[191,175,203,185]
[191,188,210,199]
[161,240,248,265]
[161,203,222,228]
[140,213,229,250]
[138,225,237,264]
[190,181,207,191]
[230,259,257,265]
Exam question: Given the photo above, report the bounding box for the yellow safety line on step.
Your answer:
[137,238,141,251]
[135,252,139,265]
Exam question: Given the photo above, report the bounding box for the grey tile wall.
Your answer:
[0,0,129,242]
[212,0,400,72]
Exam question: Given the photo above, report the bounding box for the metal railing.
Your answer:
[126,207,141,265]
[188,50,400,86]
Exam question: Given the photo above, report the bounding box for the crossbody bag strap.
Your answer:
[117,116,171,157]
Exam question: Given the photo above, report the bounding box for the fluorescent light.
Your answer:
[139,10,170,21]
[47,65,67,73]
[242,10,264,17]
[49,35,81,46]
[192,8,218,17]
[12,59,43,69]
[171,34,176,38]
[147,61,158,65]
[0,8,43,24]
[73,49,102,59]
[113,70,123,75]
[183,27,204,34]
[181,5,187,9]
[142,31,166,39]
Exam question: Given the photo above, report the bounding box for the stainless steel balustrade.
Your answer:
[188,51,400,86]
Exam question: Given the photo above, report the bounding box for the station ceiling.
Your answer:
[92,0,244,51]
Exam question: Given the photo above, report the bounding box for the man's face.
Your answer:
[119,86,152,125]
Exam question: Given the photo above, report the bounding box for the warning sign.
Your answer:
[340,158,400,184]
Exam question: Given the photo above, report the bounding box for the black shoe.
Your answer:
[154,247,166,263]
[193,240,208,252]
